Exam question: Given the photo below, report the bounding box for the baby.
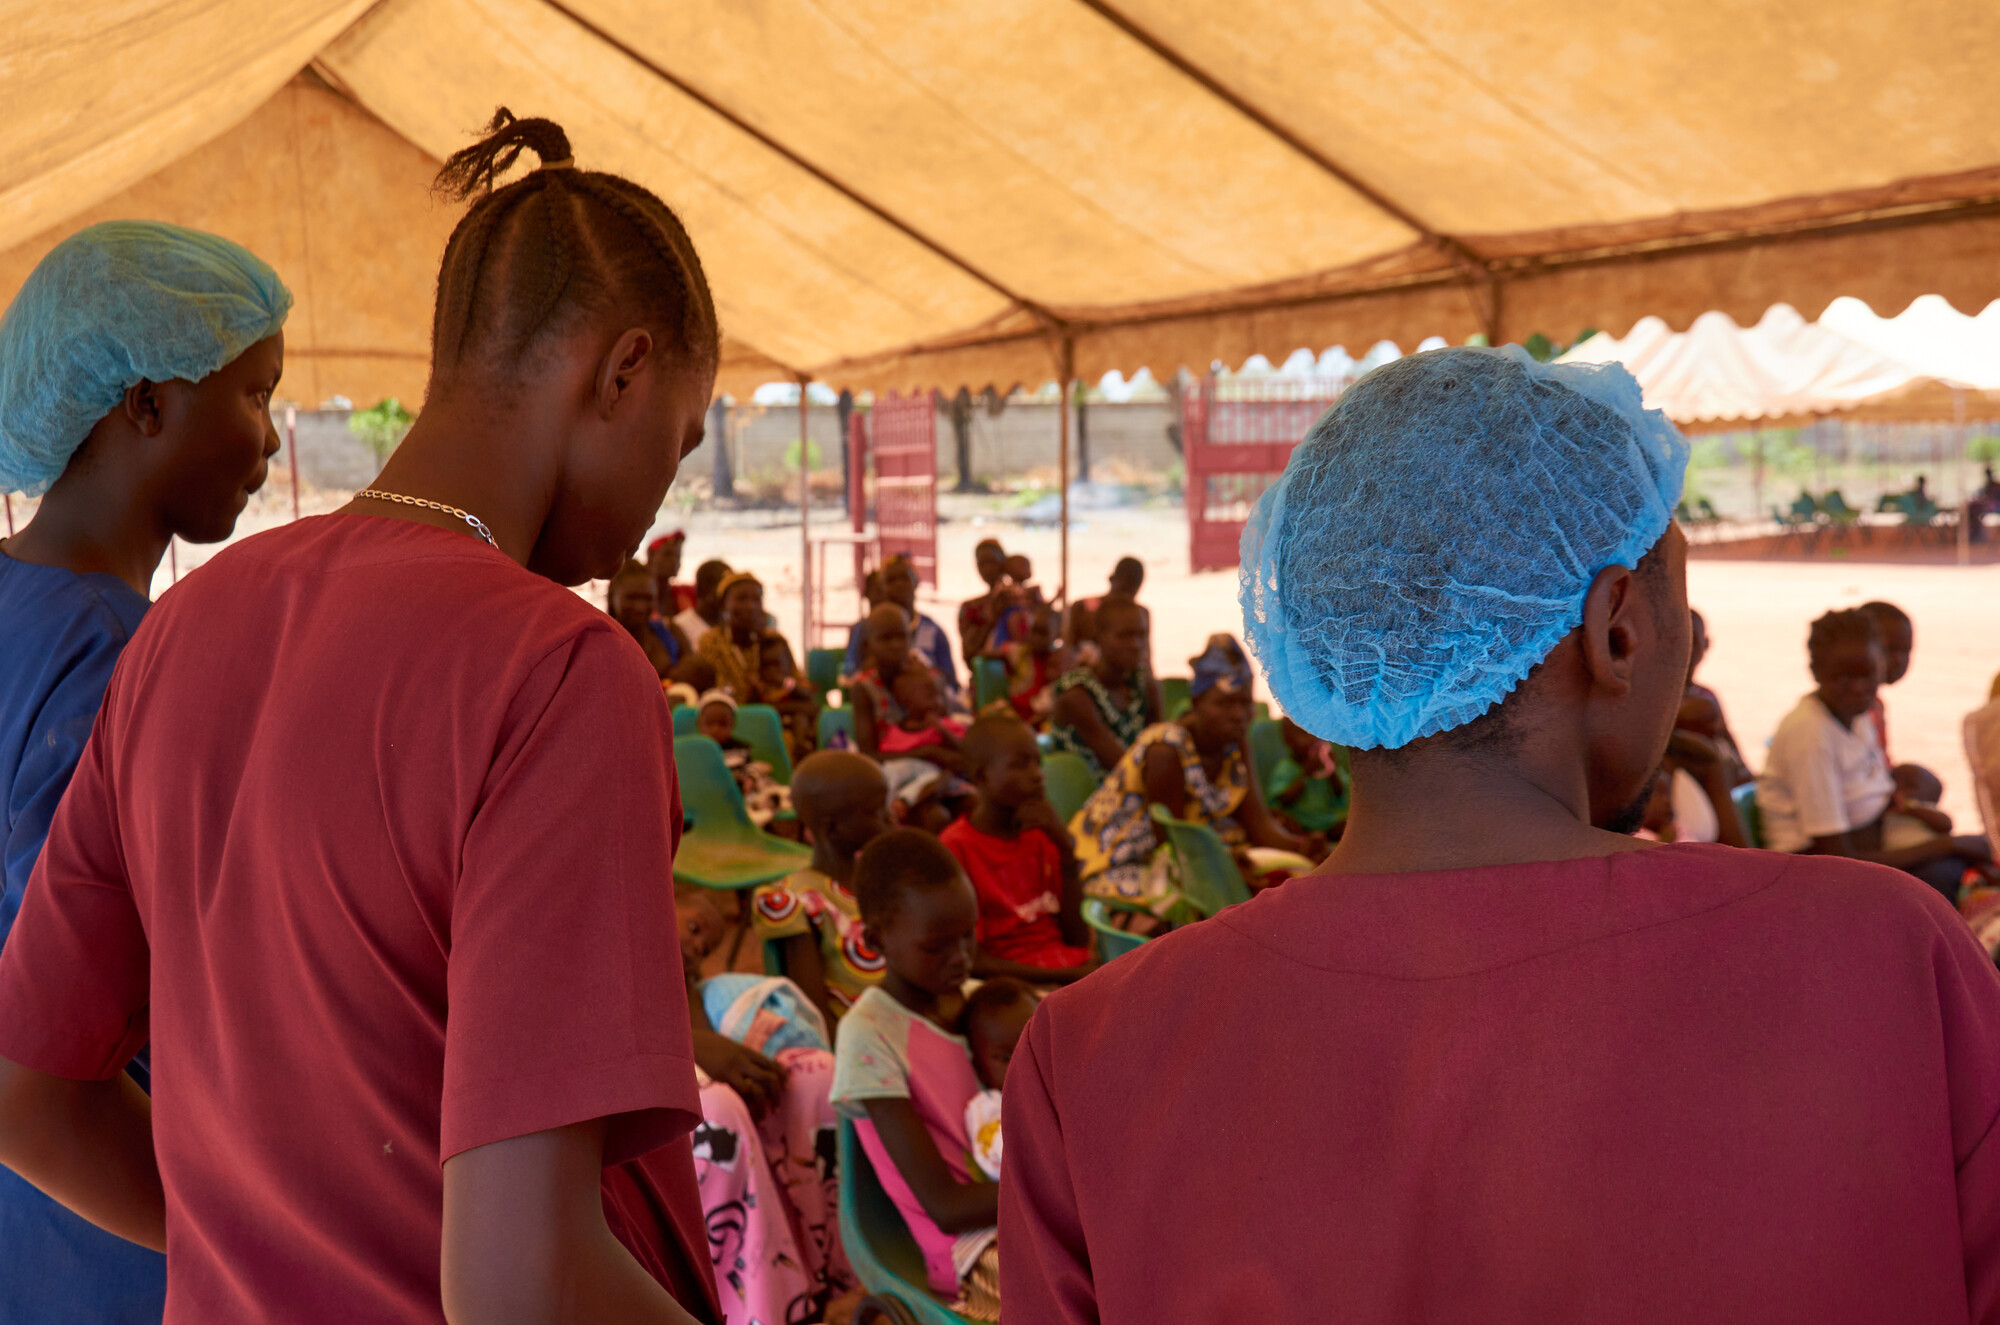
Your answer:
[882,666,969,768]
[961,977,1038,1181]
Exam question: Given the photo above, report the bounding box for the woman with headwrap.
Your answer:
[1068,634,1312,926]
[0,219,291,1322]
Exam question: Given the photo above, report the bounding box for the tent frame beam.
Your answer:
[538,0,1065,336]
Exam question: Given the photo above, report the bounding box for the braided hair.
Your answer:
[429,109,718,388]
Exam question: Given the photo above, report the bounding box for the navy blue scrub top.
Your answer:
[0,547,166,1322]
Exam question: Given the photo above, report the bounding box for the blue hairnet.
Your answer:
[1239,345,1687,750]
[0,221,291,496]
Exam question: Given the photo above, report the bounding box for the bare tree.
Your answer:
[709,396,734,498]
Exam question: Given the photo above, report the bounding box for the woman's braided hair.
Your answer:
[429,109,717,386]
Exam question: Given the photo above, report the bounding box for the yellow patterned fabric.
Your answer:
[1069,723,1247,910]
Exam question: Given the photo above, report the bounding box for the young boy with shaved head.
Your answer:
[753,751,893,1030]
[1001,348,2000,1322]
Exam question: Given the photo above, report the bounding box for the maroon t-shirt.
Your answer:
[1002,844,2000,1323]
[0,514,715,1323]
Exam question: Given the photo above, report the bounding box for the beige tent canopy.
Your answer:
[8,0,2000,405]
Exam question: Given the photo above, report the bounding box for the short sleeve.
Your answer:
[829,995,910,1112]
[0,691,151,1080]
[751,882,812,941]
[999,1004,1096,1323]
[442,626,698,1164]
[1780,722,1859,839]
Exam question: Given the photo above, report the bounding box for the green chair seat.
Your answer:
[1730,781,1764,849]
[1247,718,1287,799]
[673,705,698,736]
[838,1119,970,1325]
[973,656,1009,711]
[819,706,856,750]
[733,704,793,784]
[1083,897,1145,961]
[807,647,845,700]
[1148,803,1251,917]
[1158,676,1191,719]
[673,735,810,889]
[1041,751,1100,826]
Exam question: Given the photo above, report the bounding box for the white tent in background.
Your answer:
[1819,296,2000,392]
[1557,305,1922,430]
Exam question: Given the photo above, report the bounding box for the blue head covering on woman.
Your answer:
[0,220,291,495]
[1239,346,1687,751]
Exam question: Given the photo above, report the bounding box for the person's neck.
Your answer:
[3,471,170,597]
[813,843,855,885]
[1093,657,1127,687]
[346,393,561,568]
[968,795,1019,838]
[1327,748,1642,875]
[730,624,757,646]
[881,970,946,1025]
[1814,690,1863,730]
[696,601,720,624]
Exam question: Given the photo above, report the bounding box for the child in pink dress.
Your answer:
[830,830,1000,1320]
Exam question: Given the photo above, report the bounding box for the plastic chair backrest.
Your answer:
[973,656,1009,711]
[1148,803,1250,916]
[673,705,698,736]
[819,706,856,750]
[837,1119,968,1325]
[1158,676,1191,718]
[1041,752,1099,825]
[1082,897,1145,960]
[733,704,793,783]
[1731,781,1764,849]
[1823,490,1856,519]
[1247,718,1287,796]
[807,647,845,698]
[674,735,759,833]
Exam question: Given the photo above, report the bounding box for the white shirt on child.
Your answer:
[1758,693,1895,853]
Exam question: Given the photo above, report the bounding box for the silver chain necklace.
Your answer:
[355,489,497,547]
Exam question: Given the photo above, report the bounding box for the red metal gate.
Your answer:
[1181,375,1353,572]
[870,390,940,587]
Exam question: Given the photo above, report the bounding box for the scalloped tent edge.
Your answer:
[5,1,2000,406]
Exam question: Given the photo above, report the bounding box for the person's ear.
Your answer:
[1578,562,1643,698]
[120,380,166,437]
[595,328,656,417]
[861,919,885,954]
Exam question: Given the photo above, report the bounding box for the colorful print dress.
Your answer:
[1045,667,1149,777]
[1069,722,1248,912]
[751,868,887,1012]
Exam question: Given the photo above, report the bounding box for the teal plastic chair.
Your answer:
[807,647,845,699]
[1041,751,1099,825]
[733,704,793,784]
[1247,718,1288,798]
[673,705,698,737]
[819,705,856,750]
[1731,781,1765,849]
[1158,676,1191,718]
[671,736,811,889]
[973,656,1009,711]
[1083,897,1145,960]
[838,1119,970,1325]
[1148,804,1251,917]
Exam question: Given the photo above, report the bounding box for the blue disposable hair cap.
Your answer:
[1239,345,1687,750]
[0,220,292,496]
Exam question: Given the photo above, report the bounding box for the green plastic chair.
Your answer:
[807,647,845,699]
[1731,781,1764,849]
[1790,491,1819,524]
[1041,752,1099,825]
[1148,804,1250,917]
[819,706,856,750]
[672,705,698,737]
[1158,676,1191,718]
[733,704,793,784]
[1247,718,1288,797]
[1083,897,1146,960]
[672,736,811,889]
[838,1119,970,1325]
[973,656,1009,711]
[1821,490,1861,526]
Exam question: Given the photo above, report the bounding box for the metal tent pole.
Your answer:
[1057,334,1074,606]
[1956,389,1970,566]
[799,376,813,650]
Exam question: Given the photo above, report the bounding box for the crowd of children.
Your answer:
[8,107,2000,1325]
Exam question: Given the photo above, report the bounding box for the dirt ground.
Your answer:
[123,479,2000,835]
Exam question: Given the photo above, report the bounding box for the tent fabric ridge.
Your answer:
[1074,0,1466,277]
[535,0,1057,335]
